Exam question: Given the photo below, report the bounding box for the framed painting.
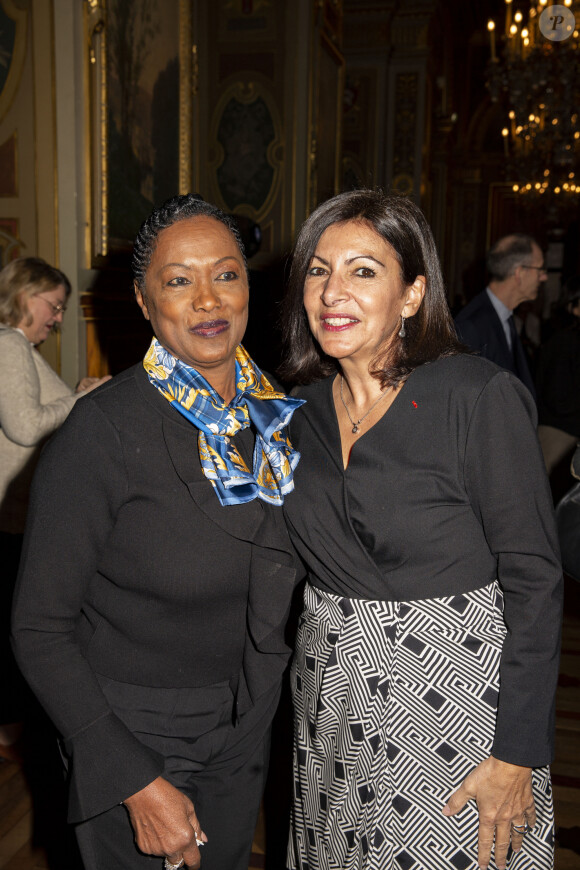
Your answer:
[85,0,192,265]
[0,0,27,124]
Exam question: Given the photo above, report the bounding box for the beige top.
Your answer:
[0,325,81,533]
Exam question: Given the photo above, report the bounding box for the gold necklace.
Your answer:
[339,376,388,434]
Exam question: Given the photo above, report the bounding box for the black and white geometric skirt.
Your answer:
[287,581,554,870]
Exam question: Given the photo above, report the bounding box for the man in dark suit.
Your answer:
[455,234,547,399]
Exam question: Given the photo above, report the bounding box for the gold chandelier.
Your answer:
[486,0,580,198]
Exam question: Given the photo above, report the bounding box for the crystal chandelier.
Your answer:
[486,0,580,198]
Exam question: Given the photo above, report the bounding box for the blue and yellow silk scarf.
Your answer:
[143,338,305,506]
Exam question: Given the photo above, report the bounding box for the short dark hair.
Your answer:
[132,194,247,290]
[279,189,463,387]
[0,257,71,327]
[486,234,538,282]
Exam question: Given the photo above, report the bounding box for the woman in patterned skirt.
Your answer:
[280,189,562,870]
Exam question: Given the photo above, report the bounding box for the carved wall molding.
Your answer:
[208,79,283,221]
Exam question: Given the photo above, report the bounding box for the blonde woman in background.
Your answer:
[0,257,110,753]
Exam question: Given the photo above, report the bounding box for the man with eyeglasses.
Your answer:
[455,234,547,399]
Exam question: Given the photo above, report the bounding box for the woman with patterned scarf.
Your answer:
[11,194,305,870]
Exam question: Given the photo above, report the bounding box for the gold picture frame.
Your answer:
[0,0,28,125]
[84,0,192,266]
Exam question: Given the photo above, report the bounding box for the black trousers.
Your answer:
[0,531,33,723]
[75,677,280,870]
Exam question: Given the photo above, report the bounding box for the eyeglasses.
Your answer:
[521,264,547,275]
[38,296,67,316]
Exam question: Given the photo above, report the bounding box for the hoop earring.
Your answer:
[398,316,406,338]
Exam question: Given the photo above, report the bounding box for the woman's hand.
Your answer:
[75,375,112,394]
[442,755,535,870]
[123,776,208,869]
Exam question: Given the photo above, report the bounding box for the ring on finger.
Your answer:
[511,821,532,835]
[164,858,185,870]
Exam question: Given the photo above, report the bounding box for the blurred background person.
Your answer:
[0,257,109,754]
[455,233,547,400]
[536,276,580,497]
